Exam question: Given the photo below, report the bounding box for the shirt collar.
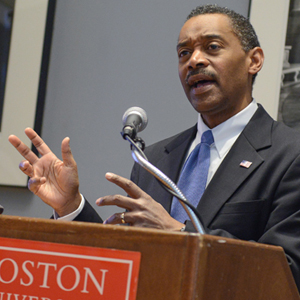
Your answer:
[196,99,258,158]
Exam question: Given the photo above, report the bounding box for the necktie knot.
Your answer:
[201,130,214,146]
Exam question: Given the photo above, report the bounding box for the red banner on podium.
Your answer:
[0,237,141,300]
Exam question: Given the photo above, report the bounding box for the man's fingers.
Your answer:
[96,194,136,211]
[8,134,39,164]
[19,160,34,177]
[8,134,20,147]
[9,128,52,163]
[61,137,76,168]
[28,176,46,192]
[103,212,131,225]
[24,128,52,156]
[105,172,143,198]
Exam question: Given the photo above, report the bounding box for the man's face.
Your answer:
[177,14,254,128]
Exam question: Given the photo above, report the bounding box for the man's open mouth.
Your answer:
[193,80,215,88]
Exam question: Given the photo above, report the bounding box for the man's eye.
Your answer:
[208,44,220,50]
[178,50,190,57]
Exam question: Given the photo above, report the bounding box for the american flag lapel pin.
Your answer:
[240,160,253,169]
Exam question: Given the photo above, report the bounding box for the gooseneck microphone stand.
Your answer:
[123,135,206,234]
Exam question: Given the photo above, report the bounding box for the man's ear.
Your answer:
[248,47,264,76]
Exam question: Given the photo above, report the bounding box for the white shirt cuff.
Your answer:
[53,194,85,221]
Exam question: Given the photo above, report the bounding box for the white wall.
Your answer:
[0,0,250,220]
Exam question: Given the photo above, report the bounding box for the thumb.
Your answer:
[61,137,76,168]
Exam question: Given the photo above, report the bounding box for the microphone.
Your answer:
[121,107,148,140]
[121,107,205,233]
[0,205,3,215]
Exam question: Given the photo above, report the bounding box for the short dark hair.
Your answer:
[186,5,260,83]
[187,4,260,52]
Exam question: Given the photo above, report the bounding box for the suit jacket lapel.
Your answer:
[198,105,273,227]
[160,125,197,182]
[153,125,197,211]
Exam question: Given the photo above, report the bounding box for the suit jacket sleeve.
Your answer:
[73,198,103,223]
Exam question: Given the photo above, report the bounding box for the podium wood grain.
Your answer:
[0,215,298,299]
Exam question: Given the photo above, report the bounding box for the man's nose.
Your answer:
[188,50,209,69]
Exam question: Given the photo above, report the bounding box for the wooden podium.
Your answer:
[0,215,299,299]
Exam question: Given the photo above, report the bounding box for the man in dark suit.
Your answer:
[8,5,300,290]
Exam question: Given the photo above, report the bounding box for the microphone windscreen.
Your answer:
[122,107,148,132]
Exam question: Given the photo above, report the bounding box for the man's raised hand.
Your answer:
[8,128,81,217]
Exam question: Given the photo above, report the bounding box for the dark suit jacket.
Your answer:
[77,105,300,290]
